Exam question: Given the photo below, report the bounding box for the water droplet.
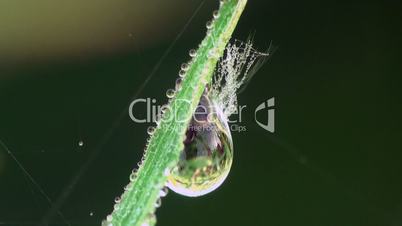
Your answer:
[114,197,121,203]
[130,170,137,181]
[167,93,233,197]
[159,187,169,197]
[147,126,155,135]
[206,20,213,29]
[213,10,220,19]
[155,198,162,208]
[154,116,161,125]
[179,70,186,78]
[113,203,120,210]
[90,212,94,216]
[175,78,182,90]
[166,89,176,99]
[78,140,84,146]
[160,104,168,113]
[189,49,197,57]
[106,214,113,221]
[181,63,189,71]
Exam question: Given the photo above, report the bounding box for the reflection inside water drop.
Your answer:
[167,92,233,197]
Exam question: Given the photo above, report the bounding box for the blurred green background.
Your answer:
[1,0,401,225]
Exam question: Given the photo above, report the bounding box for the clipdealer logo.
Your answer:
[254,97,275,133]
[128,97,275,133]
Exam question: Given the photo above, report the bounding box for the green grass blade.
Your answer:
[104,1,248,225]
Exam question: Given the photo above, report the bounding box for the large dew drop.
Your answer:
[167,92,233,197]
[167,39,268,197]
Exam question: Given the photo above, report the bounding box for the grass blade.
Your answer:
[104,1,248,225]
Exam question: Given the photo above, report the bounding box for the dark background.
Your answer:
[1,0,401,225]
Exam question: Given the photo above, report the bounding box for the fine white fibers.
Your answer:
[211,39,270,117]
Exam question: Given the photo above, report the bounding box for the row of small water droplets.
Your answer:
[141,1,226,223]
[103,1,228,226]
